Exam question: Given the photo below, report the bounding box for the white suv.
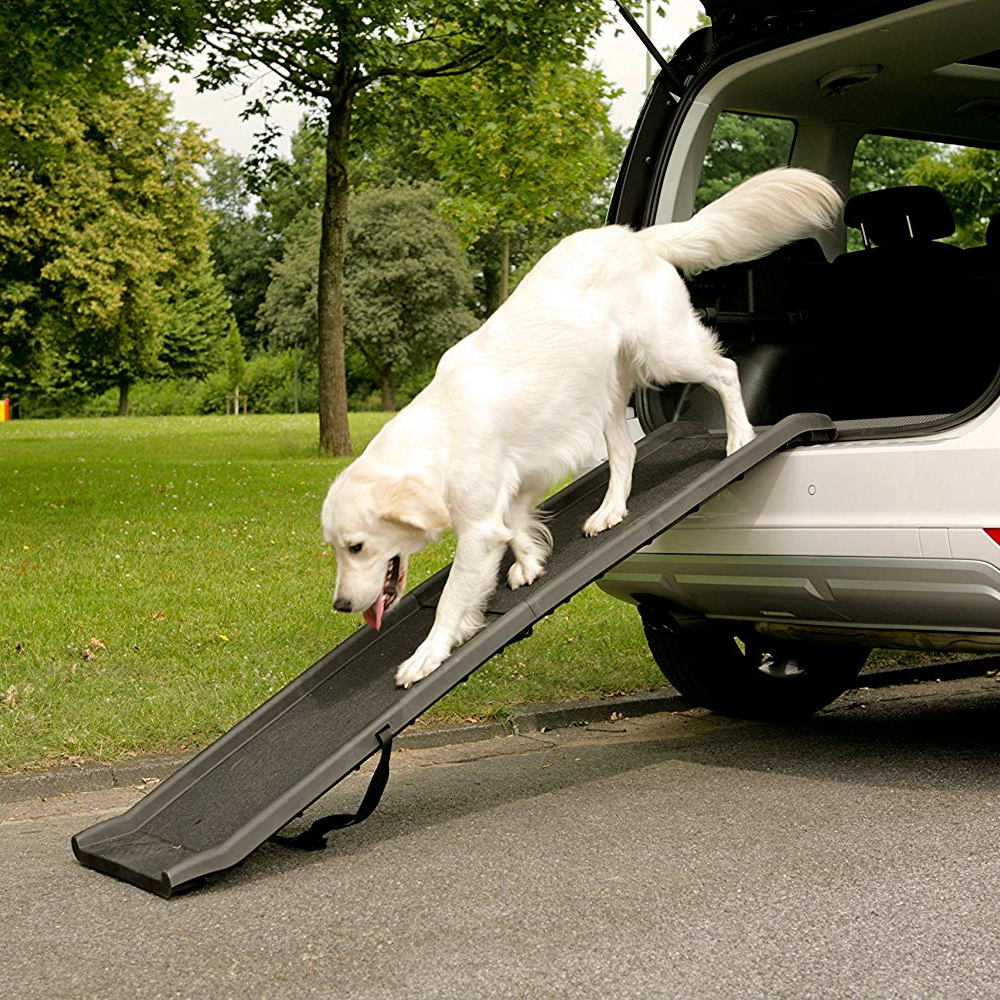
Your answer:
[598,0,1000,717]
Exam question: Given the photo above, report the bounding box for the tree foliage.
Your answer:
[694,112,797,210]
[344,183,476,409]
[423,59,624,306]
[906,144,1000,247]
[425,60,622,242]
[204,148,281,354]
[260,183,476,410]
[191,0,610,454]
[0,0,202,95]
[848,133,940,198]
[0,66,232,413]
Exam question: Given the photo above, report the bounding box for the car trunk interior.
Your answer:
[638,219,1000,437]
[636,0,1000,440]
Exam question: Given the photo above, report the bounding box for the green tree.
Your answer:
[906,144,1000,247]
[193,1,608,455]
[204,148,281,354]
[849,133,940,198]
[260,183,475,410]
[425,60,624,307]
[0,1,202,96]
[0,67,230,414]
[161,255,232,380]
[258,218,319,368]
[695,112,797,210]
[344,183,476,409]
[255,122,326,236]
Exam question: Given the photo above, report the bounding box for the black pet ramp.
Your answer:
[71,413,835,897]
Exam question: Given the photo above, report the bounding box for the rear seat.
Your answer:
[662,189,999,431]
[819,186,998,419]
[672,238,828,428]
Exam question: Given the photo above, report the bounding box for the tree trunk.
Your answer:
[380,367,396,412]
[117,375,130,417]
[499,229,511,305]
[316,86,355,456]
[481,239,502,317]
[478,229,503,317]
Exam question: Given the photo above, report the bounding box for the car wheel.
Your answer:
[641,608,868,720]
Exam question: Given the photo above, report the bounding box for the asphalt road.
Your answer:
[5,673,1000,1000]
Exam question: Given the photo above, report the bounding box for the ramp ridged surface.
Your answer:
[72,414,833,896]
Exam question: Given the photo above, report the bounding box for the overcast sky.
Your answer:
[153,1,704,157]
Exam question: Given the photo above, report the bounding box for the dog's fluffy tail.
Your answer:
[639,167,843,277]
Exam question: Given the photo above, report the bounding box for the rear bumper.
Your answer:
[598,554,1000,639]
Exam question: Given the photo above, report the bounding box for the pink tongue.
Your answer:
[363,593,386,631]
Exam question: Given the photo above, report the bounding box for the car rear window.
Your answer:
[695,112,796,211]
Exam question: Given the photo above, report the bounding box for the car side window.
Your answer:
[695,112,796,211]
[849,132,1000,249]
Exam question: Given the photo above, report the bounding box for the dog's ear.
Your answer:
[375,476,450,535]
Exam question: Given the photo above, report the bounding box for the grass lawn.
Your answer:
[0,414,666,772]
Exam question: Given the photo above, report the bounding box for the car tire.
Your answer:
[641,610,868,720]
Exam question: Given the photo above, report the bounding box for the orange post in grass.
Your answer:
[0,399,9,421]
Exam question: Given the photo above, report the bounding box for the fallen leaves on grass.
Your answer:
[152,610,166,621]
[4,682,32,708]
[81,637,106,660]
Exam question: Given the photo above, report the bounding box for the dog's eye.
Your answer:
[347,543,364,555]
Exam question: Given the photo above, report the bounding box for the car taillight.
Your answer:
[985,529,1000,547]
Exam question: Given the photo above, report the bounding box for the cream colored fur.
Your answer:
[321,168,843,687]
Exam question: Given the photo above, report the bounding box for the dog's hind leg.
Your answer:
[507,487,552,590]
[643,310,756,457]
[703,354,756,456]
[583,376,636,538]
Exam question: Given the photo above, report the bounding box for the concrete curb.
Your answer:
[6,659,998,806]
[0,689,688,804]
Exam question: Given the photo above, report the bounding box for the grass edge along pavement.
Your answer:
[1,412,670,774]
[0,688,695,804]
[1,413,976,776]
[3,653,997,802]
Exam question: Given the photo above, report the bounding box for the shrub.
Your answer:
[81,379,208,416]
[196,350,319,414]
[19,348,387,417]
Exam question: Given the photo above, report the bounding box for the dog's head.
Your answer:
[321,468,450,630]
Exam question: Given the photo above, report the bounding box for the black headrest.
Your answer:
[986,214,1000,250]
[844,186,955,246]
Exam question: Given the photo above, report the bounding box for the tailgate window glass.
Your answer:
[695,113,796,210]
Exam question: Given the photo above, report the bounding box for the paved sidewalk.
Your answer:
[6,671,1000,1000]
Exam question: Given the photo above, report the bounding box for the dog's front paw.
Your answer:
[395,645,445,689]
[583,505,627,537]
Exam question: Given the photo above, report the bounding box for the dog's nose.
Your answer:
[333,598,353,613]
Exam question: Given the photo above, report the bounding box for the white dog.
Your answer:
[322,168,842,688]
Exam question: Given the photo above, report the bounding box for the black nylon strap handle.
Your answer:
[272,726,394,851]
